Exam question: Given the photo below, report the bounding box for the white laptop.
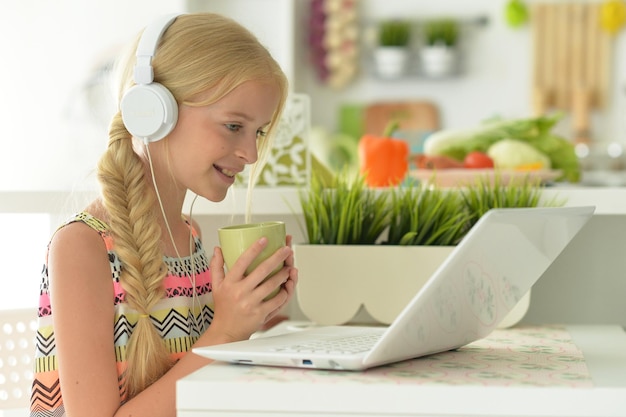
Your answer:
[193,206,594,371]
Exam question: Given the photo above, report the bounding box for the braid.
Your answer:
[97,112,173,399]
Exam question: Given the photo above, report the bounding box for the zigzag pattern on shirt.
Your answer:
[118,373,127,403]
[150,308,203,335]
[200,304,214,327]
[112,304,214,343]
[113,314,136,345]
[30,379,63,416]
[35,329,55,357]
[29,404,66,417]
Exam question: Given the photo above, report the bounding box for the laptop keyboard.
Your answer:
[270,332,382,355]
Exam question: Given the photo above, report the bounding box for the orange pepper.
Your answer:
[358,121,409,187]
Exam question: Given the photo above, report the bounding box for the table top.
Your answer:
[177,323,626,417]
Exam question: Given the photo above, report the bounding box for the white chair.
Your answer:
[0,308,37,414]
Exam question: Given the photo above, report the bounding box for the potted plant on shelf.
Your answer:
[373,19,412,79]
[294,171,562,326]
[420,18,460,78]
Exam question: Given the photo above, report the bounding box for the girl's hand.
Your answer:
[206,234,298,343]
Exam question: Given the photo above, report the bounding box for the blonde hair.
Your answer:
[97,13,288,400]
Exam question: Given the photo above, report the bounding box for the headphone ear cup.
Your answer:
[120,82,178,143]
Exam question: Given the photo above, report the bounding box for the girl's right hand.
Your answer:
[204,237,294,343]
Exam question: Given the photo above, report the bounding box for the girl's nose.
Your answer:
[235,135,259,164]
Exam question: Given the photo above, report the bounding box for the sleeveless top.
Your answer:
[30,212,214,416]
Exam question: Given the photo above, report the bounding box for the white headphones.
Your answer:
[121,14,181,143]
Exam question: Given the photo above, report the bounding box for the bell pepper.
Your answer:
[358,121,409,187]
[600,0,626,35]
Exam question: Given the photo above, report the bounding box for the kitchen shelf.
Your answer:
[363,15,488,80]
[2,186,625,216]
[184,185,626,216]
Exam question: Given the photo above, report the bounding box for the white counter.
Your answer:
[183,185,626,215]
[3,186,626,215]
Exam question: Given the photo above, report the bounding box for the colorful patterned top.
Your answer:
[30,212,214,416]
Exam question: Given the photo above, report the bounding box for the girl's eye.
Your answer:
[224,124,268,138]
[225,123,242,132]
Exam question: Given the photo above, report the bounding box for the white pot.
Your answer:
[293,244,530,327]
[420,45,458,78]
[373,47,409,79]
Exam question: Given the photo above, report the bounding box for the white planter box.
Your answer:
[373,47,410,78]
[420,45,458,78]
[293,244,530,328]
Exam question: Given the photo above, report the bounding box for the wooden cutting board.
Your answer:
[363,101,440,136]
[531,2,613,144]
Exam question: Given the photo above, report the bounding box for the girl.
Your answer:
[31,13,297,417]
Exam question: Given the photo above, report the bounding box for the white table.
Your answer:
[177,323,626,417]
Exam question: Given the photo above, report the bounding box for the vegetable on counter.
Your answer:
[412,151,495,170]
[359,121,409,187]
[413,154,464,170]
[422,115,581,182]
[463,151,494,169]
[487,138,551,170]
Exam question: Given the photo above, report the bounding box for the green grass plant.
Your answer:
[299,171,563,246]
[378,20,411,47]
[460,173,563,227]
[299,171,390,245]
[424,18,458,47]
[386,185,470,245]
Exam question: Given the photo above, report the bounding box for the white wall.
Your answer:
[0,0,185,310]
[0,0,186,192]
[187,0,295,82]
[0,0,297,193]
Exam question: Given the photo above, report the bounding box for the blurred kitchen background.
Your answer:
[2,0,626,191]
[2,0,626,323]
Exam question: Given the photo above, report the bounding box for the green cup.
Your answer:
[218,221,286,300]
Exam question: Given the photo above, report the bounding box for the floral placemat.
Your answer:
[238,326,593,387]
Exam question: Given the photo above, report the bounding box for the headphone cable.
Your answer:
[145,140,202,333]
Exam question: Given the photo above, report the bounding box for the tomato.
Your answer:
[463,151,494,169]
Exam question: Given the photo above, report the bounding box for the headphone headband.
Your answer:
[134,13,181,84]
